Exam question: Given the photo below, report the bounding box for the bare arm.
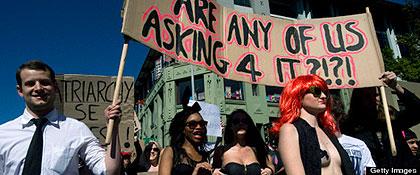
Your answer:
[104,102,122,175]
[278,124,305,175]
[158,146,174,175]
[261,155,275,175]
[212,146,224,175]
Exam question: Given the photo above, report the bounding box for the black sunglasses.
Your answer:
[307,86,329,98]
[185,120,208,129]
[151,148,160,152]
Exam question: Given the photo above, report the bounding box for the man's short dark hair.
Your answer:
[16,60,56,87]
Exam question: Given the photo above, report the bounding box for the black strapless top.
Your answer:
[172,161,212,175]
[221,162,261,175]
[172,163,194,175]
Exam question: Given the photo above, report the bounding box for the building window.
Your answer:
[224,79,244,100]
[194,76,205,101]
[234,0,251,7]
[152,57,163,83]
[269,0,297,19]
[150,104,155,128]
[176,76,205,104]
[309,1,331,18]
[252,84,258,96]
[266,86,283,103]
[376,31,390,49]
[163,56,176,68]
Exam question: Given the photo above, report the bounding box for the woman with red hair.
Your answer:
[273,74,354,175]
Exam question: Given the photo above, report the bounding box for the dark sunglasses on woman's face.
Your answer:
[307,86,329,98]
[151,148,160,152]
[185,120,208,129]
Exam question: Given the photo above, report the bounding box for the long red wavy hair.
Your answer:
[271,74,338,135]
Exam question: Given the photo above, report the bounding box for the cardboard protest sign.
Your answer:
[55,74,135,152]
[122,0,384,88]
[188,100,222,137]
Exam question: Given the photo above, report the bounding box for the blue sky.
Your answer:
[0,0,149,124]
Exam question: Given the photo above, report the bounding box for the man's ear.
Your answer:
[16,85,23,97]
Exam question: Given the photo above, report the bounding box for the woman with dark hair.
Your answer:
[139,141,161,172]
[342,71,420,168]
[212,109,274,175]
[159,102,212,175]
[272,74,353,175]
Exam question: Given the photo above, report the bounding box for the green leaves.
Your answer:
[382,2,420,82]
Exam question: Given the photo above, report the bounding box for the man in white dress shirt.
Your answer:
[0,60,121,174]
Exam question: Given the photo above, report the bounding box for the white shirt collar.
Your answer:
[20,108,60,128]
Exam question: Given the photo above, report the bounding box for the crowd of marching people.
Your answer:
[117,71,420,175]
[1,60,420,175]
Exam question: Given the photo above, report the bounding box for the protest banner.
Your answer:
[55,74,135,152]
[122,0,385,89]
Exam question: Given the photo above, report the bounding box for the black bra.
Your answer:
[221,162,261,175]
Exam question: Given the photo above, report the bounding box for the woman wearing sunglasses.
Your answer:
[272,74,354,175]
[138,141,161,173]
[159,102,212,175]
[212,109,275,175]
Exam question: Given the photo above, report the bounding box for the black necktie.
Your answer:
[22,118,48,175]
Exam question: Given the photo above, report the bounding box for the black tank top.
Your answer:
[171,146,211,175]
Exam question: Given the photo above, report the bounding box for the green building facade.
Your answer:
[135,51,351,146]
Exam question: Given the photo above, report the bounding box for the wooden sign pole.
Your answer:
[380,86,397,156]
[366,7,397,156]
[105,36,130,145]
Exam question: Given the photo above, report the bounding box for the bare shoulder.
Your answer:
[278,123,299,147]
[277,123,304,174]
[159,146,174,175]
[162,146,174,156]
[279,123,297,136]
[160,146,174,163]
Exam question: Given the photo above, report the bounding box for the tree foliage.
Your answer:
[382,2,420,82]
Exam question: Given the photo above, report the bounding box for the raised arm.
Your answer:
[127,140,143,172]
[380,71,420,127]
[278,124,305,175]
[380,71,404,95]
[104,102,122,175]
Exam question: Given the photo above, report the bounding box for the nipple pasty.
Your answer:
[320,150,331,167]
